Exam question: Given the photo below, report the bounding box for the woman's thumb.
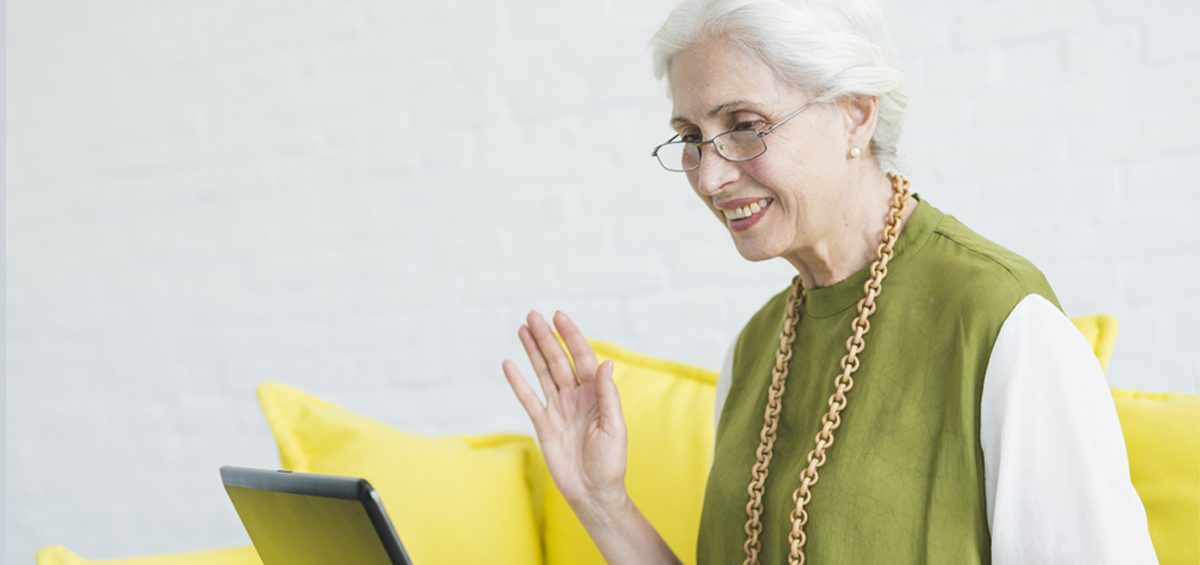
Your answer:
[595,360,623,422]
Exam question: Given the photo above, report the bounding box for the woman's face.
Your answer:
[667,36,859,263]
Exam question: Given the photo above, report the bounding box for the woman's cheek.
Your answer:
[741,158,776,193]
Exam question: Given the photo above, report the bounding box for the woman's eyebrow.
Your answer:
[670,99,764,128]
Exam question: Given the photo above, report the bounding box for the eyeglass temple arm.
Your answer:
[760,101,815,136]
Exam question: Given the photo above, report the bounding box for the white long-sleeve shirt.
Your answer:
[712,293,1159,564]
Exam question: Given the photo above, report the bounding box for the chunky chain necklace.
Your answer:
[741,171,911,565]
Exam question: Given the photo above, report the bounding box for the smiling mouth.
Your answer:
[722,197,773,220]
[724,197,774,232]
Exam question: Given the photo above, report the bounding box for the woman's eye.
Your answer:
[681,133,701,142]
[735,120,764,131]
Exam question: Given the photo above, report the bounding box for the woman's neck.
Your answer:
[784,172,916,290]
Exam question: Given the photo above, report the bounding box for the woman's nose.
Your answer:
[691,145,740,196]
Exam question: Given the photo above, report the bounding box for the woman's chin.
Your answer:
[731,240,780,262]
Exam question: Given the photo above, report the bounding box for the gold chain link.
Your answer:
[741,171,911,565]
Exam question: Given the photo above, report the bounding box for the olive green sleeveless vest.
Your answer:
[697,195,1061,563]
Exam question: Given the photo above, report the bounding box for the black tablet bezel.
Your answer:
[220,465,414,565]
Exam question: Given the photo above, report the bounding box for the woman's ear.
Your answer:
[840,94,880,152]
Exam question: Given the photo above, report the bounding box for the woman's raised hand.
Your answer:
[501,310,628,517]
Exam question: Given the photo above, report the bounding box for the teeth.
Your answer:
[723,198,771,220]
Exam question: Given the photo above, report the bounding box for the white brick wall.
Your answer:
[8,0,1198,561]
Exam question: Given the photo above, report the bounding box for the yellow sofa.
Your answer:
[37,316,1200,564]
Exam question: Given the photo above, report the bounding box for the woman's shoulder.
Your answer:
[918,207,1061,311]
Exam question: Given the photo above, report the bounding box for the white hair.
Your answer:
[649,0,908,168]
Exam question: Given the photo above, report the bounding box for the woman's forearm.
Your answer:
[573,491,683,565]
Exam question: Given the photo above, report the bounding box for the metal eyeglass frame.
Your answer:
[650,100,818,172]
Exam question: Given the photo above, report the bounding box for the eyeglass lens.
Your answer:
[656,130,766,171]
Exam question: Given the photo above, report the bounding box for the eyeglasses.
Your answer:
[650,101,817,172]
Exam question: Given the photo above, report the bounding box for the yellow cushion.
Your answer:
[1071,313,1119,372]
[1069,313,1199,562]
[1111,388,1200,565]
[35,545,260,565]
[256,382,544,565]
[538,339,716,565]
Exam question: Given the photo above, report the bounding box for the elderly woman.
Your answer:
[501,0,1157,563]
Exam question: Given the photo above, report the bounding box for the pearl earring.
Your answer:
[849,147,862,158]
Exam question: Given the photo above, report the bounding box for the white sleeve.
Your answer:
[713,335,736,450]
[981,293,1158,564]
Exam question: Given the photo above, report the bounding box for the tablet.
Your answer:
[220,466,414,565]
